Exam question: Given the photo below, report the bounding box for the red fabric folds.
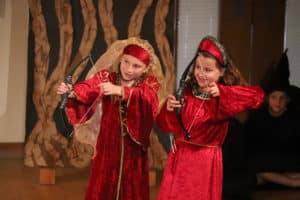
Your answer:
[123,44,150,65]
[199,38,224,66]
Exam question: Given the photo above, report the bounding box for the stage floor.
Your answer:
[0,159,300,200]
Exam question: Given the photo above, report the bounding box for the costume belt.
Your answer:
[177,139,220,148]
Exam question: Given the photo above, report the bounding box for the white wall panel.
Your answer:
[285,0,300,87]
[0,0,11,117]
[0,0,28,142]
[176,0,219,85]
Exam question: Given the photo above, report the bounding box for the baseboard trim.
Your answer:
[0,143,24,159]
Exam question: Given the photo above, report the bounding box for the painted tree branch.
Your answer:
[72,0,98,80]
[155,0,176,94]
[24,0,53,167]
[98,0,118,46]
[128,0,153,37]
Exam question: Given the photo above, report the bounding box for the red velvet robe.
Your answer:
[65,69,159,200]
[156,84,264,200]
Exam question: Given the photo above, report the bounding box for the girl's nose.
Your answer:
[126,65,133,73]
[197,69,206,76]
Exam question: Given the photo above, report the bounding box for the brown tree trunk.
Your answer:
[24,0,97,168]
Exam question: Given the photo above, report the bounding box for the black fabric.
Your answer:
[245,105,300,174]
[261,49,290,95]
[222,118,251,200]
[260,49,300,108]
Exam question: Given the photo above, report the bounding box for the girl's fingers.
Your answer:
[99,82,112,92]
[209,86,220,97]
[167,100,181,108]
[166,102,181,111]
[208,82,217,87]
[57,83,70,94]
[166,94,184,111]
[210,91,217,97]
[66,83,73,90]
[167,95,176,101]
[169,99,180,105]
[172,104,182,108]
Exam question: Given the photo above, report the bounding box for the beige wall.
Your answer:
[286,0,300,87]
[0,0,28,142]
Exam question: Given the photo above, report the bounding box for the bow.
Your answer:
[59,54,96,139]
[175,54,198,140]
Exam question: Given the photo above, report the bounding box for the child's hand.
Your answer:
[207,82,220,97]
[57,82,72,95]
[166,95,182,111]
[99,82,122,96]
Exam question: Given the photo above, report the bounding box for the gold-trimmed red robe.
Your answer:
[65,69,159,200]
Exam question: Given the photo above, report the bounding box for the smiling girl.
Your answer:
[156,36,265,200]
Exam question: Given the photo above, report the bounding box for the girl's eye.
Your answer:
[196,66,211,72]
[122,58,129,64]
[133,64,142,68]
[203,68,212,72]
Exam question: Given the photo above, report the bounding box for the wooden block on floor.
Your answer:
[39,168,56,185]
[149,169,156,187]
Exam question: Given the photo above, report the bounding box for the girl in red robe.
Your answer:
[57,38,163,200]
[156,36,265,200]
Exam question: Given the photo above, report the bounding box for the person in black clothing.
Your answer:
[245,49,300,188]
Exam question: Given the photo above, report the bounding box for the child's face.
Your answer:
[119,54,148,82]
[193,54,225,89]
[268,90,289,116]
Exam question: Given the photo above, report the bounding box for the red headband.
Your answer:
[123,44,150,65]
[198,38,225,66]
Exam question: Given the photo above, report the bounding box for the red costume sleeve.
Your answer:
[65,70,110,124]
[124,75,160,148]
[156,102,181,135]
[216,84,265,120]
[156,84,265,135]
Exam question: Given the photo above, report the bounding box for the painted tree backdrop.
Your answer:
[25,0,176,168]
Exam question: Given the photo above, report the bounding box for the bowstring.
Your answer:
[170,63,210,153]
[62,53,103,138]
[187,66,210,133]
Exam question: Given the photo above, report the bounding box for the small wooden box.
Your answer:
[149,169,156,187]
[39,168,56,185]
